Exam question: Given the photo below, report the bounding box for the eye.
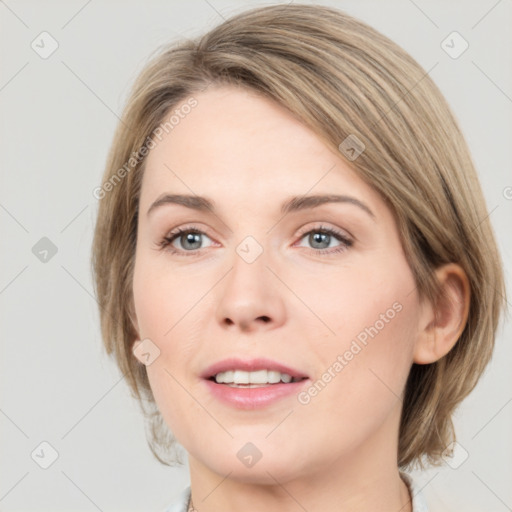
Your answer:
[156,225,214,255]
[156,223,353,257]
[295,224,353,255]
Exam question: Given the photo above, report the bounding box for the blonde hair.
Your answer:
[91,3,506,469]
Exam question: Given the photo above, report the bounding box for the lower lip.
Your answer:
[203,379,309,409]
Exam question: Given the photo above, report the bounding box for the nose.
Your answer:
[215,246,286,333]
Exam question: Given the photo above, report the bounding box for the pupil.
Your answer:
[311,232,329,249]
[183,232,201,250]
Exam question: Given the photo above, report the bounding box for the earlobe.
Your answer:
[413,263,471,365]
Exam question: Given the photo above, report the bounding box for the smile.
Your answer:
[212,369,304,386]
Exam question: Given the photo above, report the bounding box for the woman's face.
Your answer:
[132,85,424,483]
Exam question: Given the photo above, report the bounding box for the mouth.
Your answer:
[207,369,307,388]
[202,357,308,384]
[202,359,310,409]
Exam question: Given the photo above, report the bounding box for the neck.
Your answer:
[188,469,411,512]
[185,406,412,512]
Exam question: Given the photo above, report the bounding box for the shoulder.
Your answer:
[161,486,191,512]
[401,472,430,512]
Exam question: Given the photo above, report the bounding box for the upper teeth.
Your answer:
[214,370,294,384]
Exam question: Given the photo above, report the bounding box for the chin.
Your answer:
[198,446,309,485]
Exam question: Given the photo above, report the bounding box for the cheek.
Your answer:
[293,301,417,462]
[306,257,419,407]
[303,259,415,346]
[145,361,178,425]
[132,256,208,436]
[132,253,198,340]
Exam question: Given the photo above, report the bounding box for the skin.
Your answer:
[131,85,470,512]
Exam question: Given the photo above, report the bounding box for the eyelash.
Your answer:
[156,224,353,257]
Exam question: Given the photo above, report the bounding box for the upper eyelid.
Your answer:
[296,223,351,238]
[165,222,350,237]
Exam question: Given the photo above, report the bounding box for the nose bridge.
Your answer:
[227,232,271,295]
[235,233,266,266]
[214,231,285,331]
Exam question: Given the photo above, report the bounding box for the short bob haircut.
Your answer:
[91,3,506,470]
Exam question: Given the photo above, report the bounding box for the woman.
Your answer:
[91,4,506,511]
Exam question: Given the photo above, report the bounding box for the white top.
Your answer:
[162,472,429,511]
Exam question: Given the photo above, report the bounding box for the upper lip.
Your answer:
[201,357,309,380]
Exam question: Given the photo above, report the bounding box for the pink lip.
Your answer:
[203,379,309,409]
[200,357,308,380]
[200,357,309,410]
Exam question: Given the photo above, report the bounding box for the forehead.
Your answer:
[139,85,381,214]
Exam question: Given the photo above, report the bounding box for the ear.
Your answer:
[413,263,470,364]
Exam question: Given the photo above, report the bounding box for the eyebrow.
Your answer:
[146,193,375,219]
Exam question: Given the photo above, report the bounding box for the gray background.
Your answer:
[0,0,511,510]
